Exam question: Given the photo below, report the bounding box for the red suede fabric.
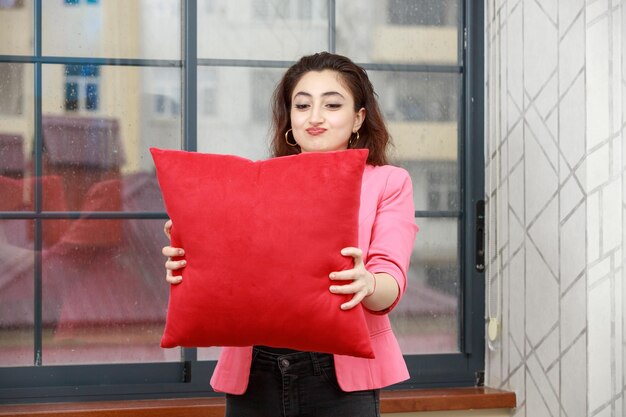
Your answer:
[150,148,374,358]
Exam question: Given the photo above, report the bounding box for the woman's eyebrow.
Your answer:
[293,91,345,99]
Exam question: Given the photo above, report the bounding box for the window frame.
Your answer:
[0,0,484,404]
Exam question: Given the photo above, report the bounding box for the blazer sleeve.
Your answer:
[365,167,418,314]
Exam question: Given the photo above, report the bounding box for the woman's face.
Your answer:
[289,70,365,153]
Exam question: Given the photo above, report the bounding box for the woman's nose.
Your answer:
[309,104,324,124]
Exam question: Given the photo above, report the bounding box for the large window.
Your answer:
[0,0,484,403]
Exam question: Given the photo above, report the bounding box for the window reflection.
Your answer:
[387,0,457,27]
[43,0,181,60]
[0,219,33,367]
[0,1,31,56]
[392,218,459,354]
[337,0,458,64]
[64,65,101,112]
[0,114,175,365]
[0,134,25,179]
[0,0,464,364]
[198,0,327,60]
[0,64,25,116]
[0,216,174,366]
[196,66,281,160]
[41,218,172,365]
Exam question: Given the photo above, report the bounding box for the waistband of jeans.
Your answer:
[254,345,301,355]
[253,346,333,366]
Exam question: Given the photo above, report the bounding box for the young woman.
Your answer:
[162,52,418,417]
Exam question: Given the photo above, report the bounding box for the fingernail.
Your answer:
[181,260,187,266]
[329,273,335,279]
[178,249,184,256]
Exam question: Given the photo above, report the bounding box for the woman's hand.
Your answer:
[329,247,400,312]
[328,247,376,310]
[162,219,186,284]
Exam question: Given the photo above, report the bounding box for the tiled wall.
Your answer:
[485,0,625,416]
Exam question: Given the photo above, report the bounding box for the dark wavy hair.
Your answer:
[270,52,390,166]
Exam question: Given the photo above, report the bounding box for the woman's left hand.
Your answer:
[328,247,376,310]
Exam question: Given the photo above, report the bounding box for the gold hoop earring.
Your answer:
[349,131,360,148]
[285,129,298,147]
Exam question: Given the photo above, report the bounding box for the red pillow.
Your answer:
[150,148,374,358]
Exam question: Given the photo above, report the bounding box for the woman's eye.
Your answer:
[294,103,309,110]
[326,103,342,109]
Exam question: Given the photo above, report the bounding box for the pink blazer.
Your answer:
[210,164,418,393]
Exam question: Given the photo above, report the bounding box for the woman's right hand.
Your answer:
[162,219,186,284]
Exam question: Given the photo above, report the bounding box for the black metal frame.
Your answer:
[0,0,484,404]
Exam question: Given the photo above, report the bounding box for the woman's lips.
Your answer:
[306,128,326,135]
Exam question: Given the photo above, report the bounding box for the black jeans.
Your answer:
[225,347,380,417]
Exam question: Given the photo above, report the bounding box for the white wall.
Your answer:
[485,0,626,416]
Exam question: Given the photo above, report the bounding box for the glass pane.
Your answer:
[0,0,32,56]
[41,219,178,365]
[42,64,181,212]
[198,0,328,61]
[336,0,459,65]
[374,72,459,124]
[0,99,43,368]
[0,220,34,367]
[42,0,181,60]
[197,66,282,160]
[198,347,221,361]
[392,218,459,354]
[369,71,459,211]
[0,63,33,202]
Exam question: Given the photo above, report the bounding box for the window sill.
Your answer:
[0,387,516,416]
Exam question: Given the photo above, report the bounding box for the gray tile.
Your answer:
[586,0,609,25]
[526,244,559,346]
[535,0,558,24]
[559,155,571,184]
[509,248,526,349]
[534,72,558,121]
[561,276,586,347]
[601,178,622,251]
[528,197,559,277]
[546,364,559,401]
[585,143,611,193]
[508,332,524,373]
[524,130,559,223]
[559,0,584,38]
[559,12,585,92]
[507,1,524,111]
[527,352,559,416]
[509,158,526,221]
[526,104,559,169]
[612,137,623,176]
[509,360,526,407]
[586,18,612,149]
[588,246,611,287]
[508,121,524,170]
[560,205,587,290]
[559,72,586,168]
[561,334,588,417]
[545,108,558,140]
[524,0,558,99]
[536,326,560,370]
[586,191,601,263]
[588,277,614,411]
[559,174,585,222]
[509,207,525,254]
